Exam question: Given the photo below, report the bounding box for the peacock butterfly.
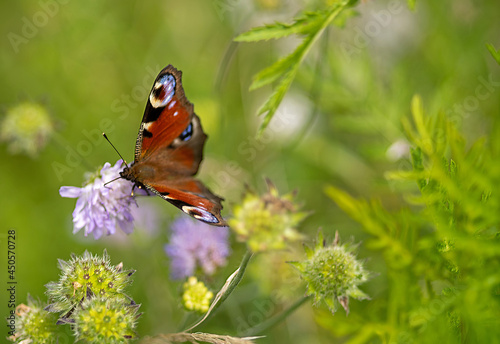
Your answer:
[119,65,226,226]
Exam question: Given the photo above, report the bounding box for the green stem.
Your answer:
[176,312,194,333]
[241,295,312,337]
[285,29,330,152]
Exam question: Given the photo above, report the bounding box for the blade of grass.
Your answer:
[184,250,253,332]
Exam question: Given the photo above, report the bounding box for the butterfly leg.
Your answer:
[137,184,152,196]
[131,183,151,197]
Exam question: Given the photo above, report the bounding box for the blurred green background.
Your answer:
[1,0,500,343]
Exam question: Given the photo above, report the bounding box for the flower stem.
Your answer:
[241,295,312,337]
[285,28,329,152]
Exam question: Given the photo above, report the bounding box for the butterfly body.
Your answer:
[120,65,226,226]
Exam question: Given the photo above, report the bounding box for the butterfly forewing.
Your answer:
[122,65,226,226]
[134,66,192,163]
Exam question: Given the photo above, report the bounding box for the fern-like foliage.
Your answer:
[234,0,359,135]
[325,95,500,342]
[234,11,330,42]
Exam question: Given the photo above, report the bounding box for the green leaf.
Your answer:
[249,41,305,90]
[316,230,325,250]
[303,243,314,259]
[234,11,327,42]
[235,1,355,134]
[410,147,424,172]
[250,3,351,134]
[349,287,370,300]
[486,43,500,65]
[256,69,297,135]
[407,0,417,10]
[325,185,414,267]
[333,8,359,28]
[384,169,426,182]
[324,185,362,221]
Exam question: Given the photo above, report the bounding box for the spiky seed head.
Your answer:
[290,230,371,315]
[73,296,140,343]
[46,250,135,315]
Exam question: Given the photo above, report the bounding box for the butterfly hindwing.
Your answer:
[145,178,226,226]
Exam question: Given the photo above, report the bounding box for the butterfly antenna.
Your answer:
[103,176,122,188]
[102,133,128,166]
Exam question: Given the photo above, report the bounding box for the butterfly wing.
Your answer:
[135,65,204,173]
[145,178,226,226]
[131,65,225,226]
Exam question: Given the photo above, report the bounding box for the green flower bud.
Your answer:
[290,230,371,314]
[73,297,140,343]
[8,295,60,344]
[229,180,308,252]
[45,250,135,315]
[0,101,54,157]
[182,277,214,313]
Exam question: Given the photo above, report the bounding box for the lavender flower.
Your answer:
[59,160,136,239]
[165,217,230,280]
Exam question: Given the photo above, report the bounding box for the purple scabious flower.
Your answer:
[59,159,136,239]
[165,217,231,280]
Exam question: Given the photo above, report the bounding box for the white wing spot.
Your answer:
[181,206,219,223]
[168,100,177,110]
